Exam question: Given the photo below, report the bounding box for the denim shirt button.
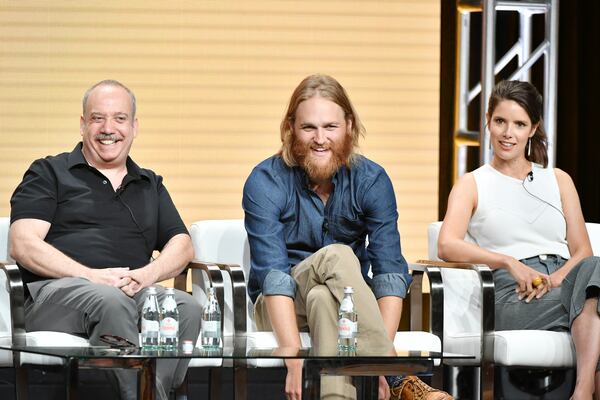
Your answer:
[322,220,329,232]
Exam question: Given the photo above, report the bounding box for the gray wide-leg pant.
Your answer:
[25,277,202,400]
[254,244,395,399]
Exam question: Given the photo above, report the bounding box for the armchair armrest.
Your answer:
[415,260,495,338]
[415,259,477,269]
[407,263,426,331]
[209,263,246,336]
[408,260,474,333]
[0,263,26,346]
[188,261,247,340]
[186,261,226,324]
[410,260,496,363]
[201,263,250,357]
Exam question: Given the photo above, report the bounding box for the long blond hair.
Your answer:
[279,74,365,167]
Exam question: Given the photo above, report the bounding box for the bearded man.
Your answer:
[243,75,451,400]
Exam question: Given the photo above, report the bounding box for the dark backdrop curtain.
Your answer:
[438,0,600,222]
[556,0,600,222]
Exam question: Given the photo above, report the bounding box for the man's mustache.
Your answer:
[95,134,119,141]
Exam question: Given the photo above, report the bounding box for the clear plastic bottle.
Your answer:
[141,286,160,349]
[201,287,222,348]
[159,287,179,350]
[337,286,358,352]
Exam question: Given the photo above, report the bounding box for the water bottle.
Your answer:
[201,287,221,348]
[141,286,160,349]
[159,287,179,350]
[337,286,358,352]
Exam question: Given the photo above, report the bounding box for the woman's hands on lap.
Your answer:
[504,256,551,302]
[549,268,567,289]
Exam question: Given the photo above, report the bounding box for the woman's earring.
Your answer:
[527,137,532,157]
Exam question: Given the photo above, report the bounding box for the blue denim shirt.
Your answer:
[242,155,412,303]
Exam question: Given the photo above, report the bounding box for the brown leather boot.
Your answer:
[389,375,454,400]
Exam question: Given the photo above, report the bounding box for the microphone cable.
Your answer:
[116,191,156,262]
[521,171,567,224]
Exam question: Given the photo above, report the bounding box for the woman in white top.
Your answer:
[438,80,600,400]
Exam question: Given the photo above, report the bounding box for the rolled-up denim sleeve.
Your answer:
[243,163,294,302]
[361,168,413,297]
[262,269,297,298]
[371,272,410,299]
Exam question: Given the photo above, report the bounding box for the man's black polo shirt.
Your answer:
[10,143,188,289]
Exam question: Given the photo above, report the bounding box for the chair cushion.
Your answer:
[0,331,90,366]
[393,331,440,353]
[189,332,223,367]
[24,331,90,347]
[493,330,575,367]
[20,331,89,366]
[443,332,482,366]
[242,331,441,368]
[8,331,225,368]
[394,331,442,366]
[188,356,222,368]
[0,334,13,366]
[245,331,312,368]
[427,222,443,260]
[585,222,600,256]
[443,330,575,368]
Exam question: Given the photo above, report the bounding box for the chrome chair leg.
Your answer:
[65,359,78,400]
[209,367,221,400]
[15,365,28,400]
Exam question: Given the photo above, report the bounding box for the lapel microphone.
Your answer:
[527,171,534,182]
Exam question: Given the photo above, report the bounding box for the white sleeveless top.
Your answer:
[468,163,570,260]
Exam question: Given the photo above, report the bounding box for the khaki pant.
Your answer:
[254,244,395,399]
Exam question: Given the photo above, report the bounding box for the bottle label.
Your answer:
[160,317,178,336]
[141,319,159,334]
[338,318,357,338]
[202,320,220,336]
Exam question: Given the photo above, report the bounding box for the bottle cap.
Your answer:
[147,286,157,294]
[182,340,194,354]
[165,287,175,294]
[343,286,354,294]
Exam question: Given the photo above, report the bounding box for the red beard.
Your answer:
[291,135,353,182]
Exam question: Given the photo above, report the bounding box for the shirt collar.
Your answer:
[66,143,88,169]
[67,142,150,181]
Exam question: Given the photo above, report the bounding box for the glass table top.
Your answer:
[0,336,474,361]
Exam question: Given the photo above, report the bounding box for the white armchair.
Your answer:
[190,219,444,399]
[0,217,90,399]
[422,221,600,400]
[0,216,221,399]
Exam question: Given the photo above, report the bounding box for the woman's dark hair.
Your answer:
[487,80,548,167]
